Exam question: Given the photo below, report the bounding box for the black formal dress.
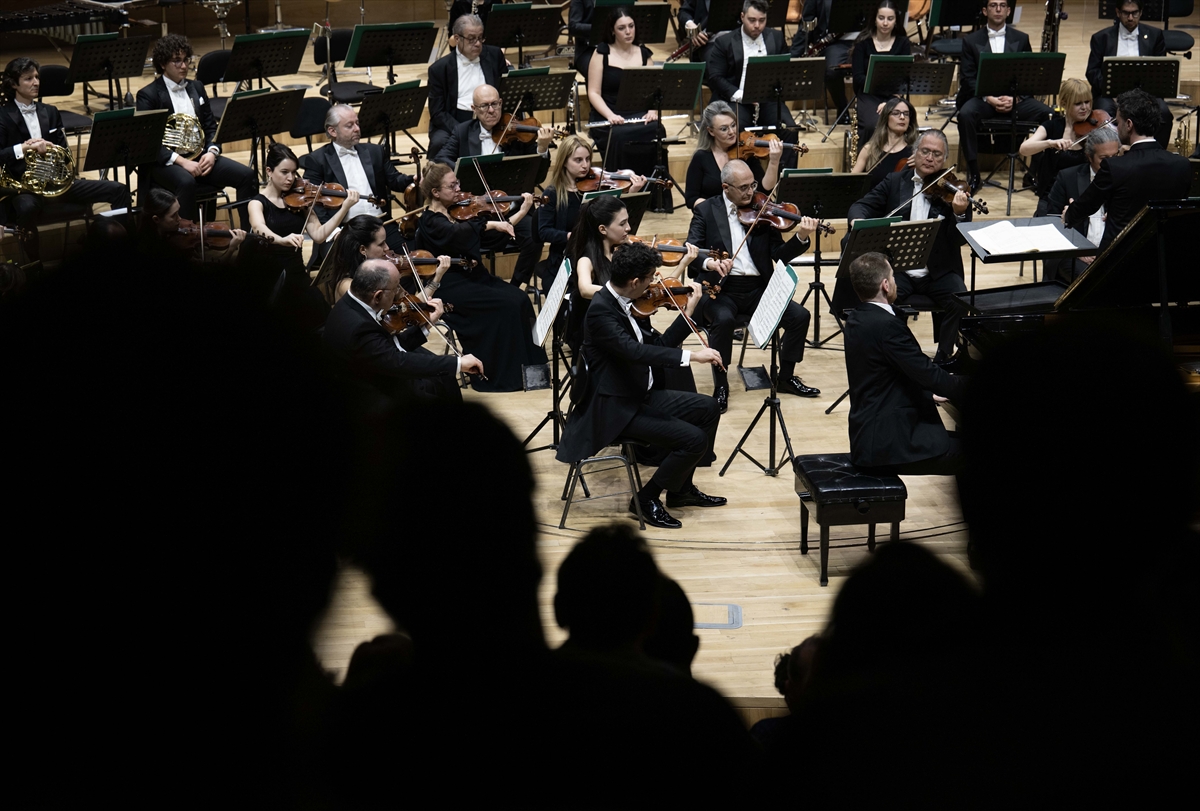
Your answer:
[708,28,798,135]
[426,44,508,158]
[862,144,913,191]
[416,209,547,392]
[555,284,719,494]
[793,0,851,114]
[1085,23,1172,147]
[134,76,257,227]
[684,149,766,210]
[851,35,912,137]
[588,43,667,174]
[1031,116,1086,199]
[303,142,415,253]
[844,301,965,473]
[538,185,584,283]
[238,194,329,329]
[955,27,1052,166]
[1063,140,1191,250]
[845,170,972,358]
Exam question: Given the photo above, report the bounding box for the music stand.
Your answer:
[344,23,439,87]
[824,217,943,413]
[214,88,305,180]
[69,34,152,114]
[1099,57,1180,103]
[358,81,428,154]
[958,216,1098,307]
[223,30,309,93]
[976,51,1065,215]
[593,1,672,45]
[486,3,567,68]
[614,64,706,211]
[1096,0,1165,20]
[497,69,577,127]
[774,172,871,348]
[524,258,573,452]
[743,56,822,135]
[85,108,168,192]
[455,154,545,196]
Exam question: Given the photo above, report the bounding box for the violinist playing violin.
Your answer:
[686,160,821,414]
[1018,79,1097,200]
[556,240,726,531]
[845,130,971,367]
[135,188,245,265]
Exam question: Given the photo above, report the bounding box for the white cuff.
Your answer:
[167,152,181,166]
[14,144,24,160]
[680,350,691,366]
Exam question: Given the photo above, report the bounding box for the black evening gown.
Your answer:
[1032,117,1087,198]
[417,209,548,392]
[241,194,329,330]
[588,43,668,174]
[864,144,913,191]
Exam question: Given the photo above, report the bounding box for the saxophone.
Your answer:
[1175,117,1193,159]
[0,143,75,197]
[847,103,860,171]
[163,113,205,159]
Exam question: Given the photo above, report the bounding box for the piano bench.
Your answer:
[794,454,907,587]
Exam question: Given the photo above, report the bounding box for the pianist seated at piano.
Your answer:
[0,57,130,262]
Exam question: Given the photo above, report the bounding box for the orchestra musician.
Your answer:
[851,96,917,192]
[304,104,416,254]
[134,187,245,265]
[569,0,597,73]
[1018,78,1094,200]
[685,100,782,210]
[678,0,715,64]
[792,0,855,122]
[850,0,911,142]
[326,214,450,304]
[1085,0,1172,148]
[0,57,131,262]
[426,14,509,160]
[135,35,257,228]
[1037,127,1121,282]
[555,240,726,530]
[845,129,971,364]
[686,159,820,414]
[955,0,1052,193]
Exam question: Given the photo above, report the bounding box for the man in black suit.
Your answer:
[678,0,715,64]
[707,0,798,140]
[846,129,972,363]
[304,103,416,254]
[1037,126,1120,282]
[1085,0,1172,148]
[426,14,509,159]
[792,0,854,118]
[322,258,483,405]
[844,251,965,474]
[555,241,726,529]
[0,57,130,261]
[686,159,820,413]
[569,0,597,72]
[955,0,1052,192]
[135,35,256,228]
[1064,88,1191,250]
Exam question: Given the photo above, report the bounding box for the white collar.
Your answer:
[988,25,1006,38]
[16,100,37,114]
[479,123,492,140]
[164,76,189,93]
[741,28,762,45]
[456,49,480,67]
[1129,135,1156,147]
[1119,26,1139,40]
[606,281,634,313]
[867,300,895,315]
[335,144,358,158]
[348,290,381,320]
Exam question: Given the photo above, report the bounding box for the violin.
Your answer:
[727,132,810,161]
[574,168,674,194]
[491,113,568,146]
[1071,108,1112,141]
[283,178,388,213]
[170,219,265,250]
[737,192,836,236]
[623,235,729,267]
[445,190,548,222]
[920,169,989,215]
[382,248,472,282]
[629,281,695,317]
[380,291,454,334]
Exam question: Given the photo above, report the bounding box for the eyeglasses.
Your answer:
[713,124,737,134]
[916,147,945,159]
[986,2,1008,9]
[474,100,503,111]
[889,109,911,118]
[460,35,486,45]
[1117,7,1142,15]
[724,181,758,194]
[169,56,192,66]
[441,181,462,191]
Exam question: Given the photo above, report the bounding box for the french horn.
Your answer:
[163,113,205,159]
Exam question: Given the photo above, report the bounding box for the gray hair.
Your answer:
[697,100,736,152]
[1083,125,1120,160]
[324,103,353,134]
[453,14,483,38]
[350,258,393,299]
[916,128,949,155]
[720,159,750,185]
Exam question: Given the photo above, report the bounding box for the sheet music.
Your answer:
[748,261,800,350]
[968,220,1076,256]
[533,259,571,347]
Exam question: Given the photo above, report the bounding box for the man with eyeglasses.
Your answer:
[955,0,1052,193]
[135,34,257,228]
[427,14,509,159]
[846,130,971,365]
[686,159,820,412]
[1086,0,1171,148]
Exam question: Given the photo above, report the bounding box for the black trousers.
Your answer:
[480,215,541,287]
[956,96,1053,164]
[618,388,720,493]
[704,275,810,382]
[1094,96,1172,149]
[406,347,463,405]
[862,436,964,476]
[894,270,966,358]
[144,155,257,228]
[3,179,130,259]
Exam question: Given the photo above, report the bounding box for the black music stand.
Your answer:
[214,88,305,180]
[85,108,168,192]
[976,51,1065,215]
[524,257,573,452]
[487,3,566,68]
[69,34,152,114]
[958,216,1098,307]
[223,30,309,93]
[344,23,439,87]
[594,0,672,45]
[743,56,822,134]
[358,81,428,154]
[824,217,943,413]
[615,64,705,211]
[455,153,545,196]
[864,55,958,105]
[497,69,577,128]
[774,172,871,348]
[1099,57,1180,104]
[1096,0,1165,20]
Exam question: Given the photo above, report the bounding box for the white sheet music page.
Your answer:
[748,261,800,350]
[970,220,1076,255]
[533,258,571,347]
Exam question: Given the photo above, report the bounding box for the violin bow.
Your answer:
[651,271,725,372]
[1063,118,1115,151]
[729,183,776,263]
[401,243,433,303]
[472,157,509,224]
[885,167,952,218]
[397,245,488,381]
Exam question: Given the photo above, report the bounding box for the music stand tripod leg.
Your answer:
[718,327,796,477]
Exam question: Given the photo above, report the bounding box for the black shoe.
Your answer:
[629,495,682,529]
[934,351,973,375]
[713,385,729,414]
[666,485,728,509]
[733,327,745,342]
[778,376,820,397]
[968,172,982,194]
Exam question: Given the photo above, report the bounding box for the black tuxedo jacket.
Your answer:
[958,26,1033,102]
[706,28,789,103]
[685,194,810,285]
[1039,162,1092,237]
[792,0,832,54]
[135,76,219,164]
[0,101,68,177]
[1064,140,1191,249]
[555,285,692,463]
[678,0,710,29]
[433,118,550,184]
[322,292,458,398]
[426,45,508,136]
[1086,23,1166,96]
[845,170,971,281]
[844,302,964,468]
[304,142,414,220]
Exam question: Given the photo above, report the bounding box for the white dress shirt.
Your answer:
[1117,27,1140,57]
[606,281,690,391]
[1086,167,1106,246]
[350,291,460,374]
[906,172,935,278]
[12,101,40,159]
[477,123,502,156]
[725,200,759,277]
[163,76,219,164]
[456,50,485,112]
[335,144,387,219]
[987,25,1007,53]
[868,300,896,315]
[733,29,767,102]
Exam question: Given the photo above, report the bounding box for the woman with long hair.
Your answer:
[850,0,911,140]
[1019,78,1096,198]
[851,96,918,190]
[685,100,781,210]
[586,7,666,172]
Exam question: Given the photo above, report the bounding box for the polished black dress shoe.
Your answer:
[968,172,983,194]
[934,350,974,375]
[666,486,728,508]
[629,496,682,529]
[778,376,820,397]
[713,385,729,414]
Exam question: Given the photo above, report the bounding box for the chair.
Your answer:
[195,49,233,121]
[36,65,91,164]
[978,117,1041,216]
[927,33,965,125]
[314,29,375,105]
[1164,0,1195,60]
[290,97,332,152]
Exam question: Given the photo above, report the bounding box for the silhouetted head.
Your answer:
[643,576,700,674]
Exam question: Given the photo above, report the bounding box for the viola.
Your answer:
[283,178,388,213]
[380,291,454,334]
[574,168,674,194]
[920,169,989,215]
[382,248,472,282]
[727,131,810,161]
[737,192,835,236]
[629,281,695,317]
[445,190,548,222]
[624,235,729,267]
[491,113,569,146]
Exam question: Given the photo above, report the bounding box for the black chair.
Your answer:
[36,65,91,163]
[195,49,233,121]
[1165,0,1195,59]
[314,29,375,105]
[290,97,332,152]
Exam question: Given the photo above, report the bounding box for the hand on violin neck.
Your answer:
[428,297,446,323]
[684,280,704,317]
[796,216,819,240]
[951,190,970,216]
[708,257,733,277]
[536,127,554,152]
[342,188,361,209]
